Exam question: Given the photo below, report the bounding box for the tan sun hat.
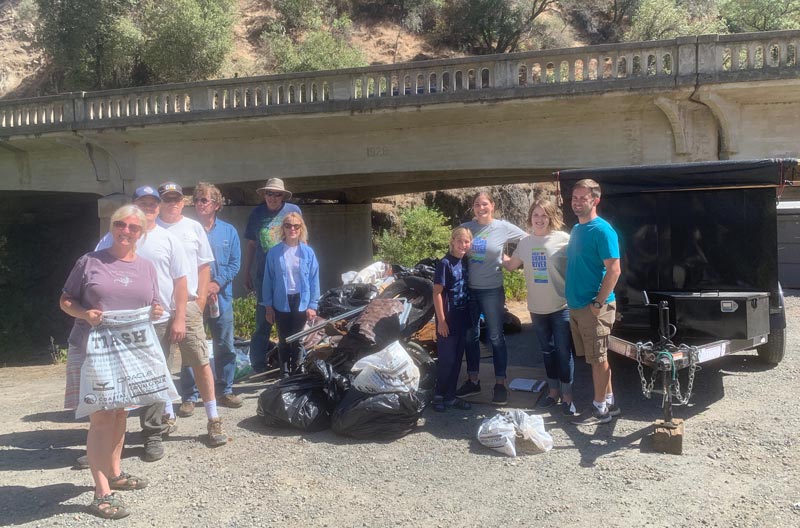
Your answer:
[256,178,292,200]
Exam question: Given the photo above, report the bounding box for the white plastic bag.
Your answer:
[351,341,420,393]
[477,410,553,457]
[76,307,179,419]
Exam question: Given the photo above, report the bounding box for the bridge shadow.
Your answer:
[0,483,89,525]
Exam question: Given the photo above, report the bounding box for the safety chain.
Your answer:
[635,343,700,405]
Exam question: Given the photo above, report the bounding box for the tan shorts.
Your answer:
[178,301,209,367]
[569,302,616,365]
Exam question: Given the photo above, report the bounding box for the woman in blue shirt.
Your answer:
[262,212,320,377]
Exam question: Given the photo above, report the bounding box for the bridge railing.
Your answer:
[2,30,799,135]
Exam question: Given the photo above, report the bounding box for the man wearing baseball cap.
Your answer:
[242,178,301,374]
[156,181,228,447]
[94,184,190,461]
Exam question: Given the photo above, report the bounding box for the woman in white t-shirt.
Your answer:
[262,212,320,377]
[505,198,577,416]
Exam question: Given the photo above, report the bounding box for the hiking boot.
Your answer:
[455,379,481,397]
[177,401,195,417]
[142,438,165,462]
[218,393,243,408]
[607,403,621,417]
[75,454,89,470]
[491,384,508,405]
[572,408,612,426]
[162,415,178,436]
[207,418,228,447]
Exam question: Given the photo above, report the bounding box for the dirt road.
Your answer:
[1,298,798,527]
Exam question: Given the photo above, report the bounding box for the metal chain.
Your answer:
[672,346,699,405]
[635,343,657,399]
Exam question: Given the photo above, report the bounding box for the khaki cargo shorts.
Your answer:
[569,301,616,364]
[178,301,210,367]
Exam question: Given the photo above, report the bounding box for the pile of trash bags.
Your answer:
[257,286,436,440]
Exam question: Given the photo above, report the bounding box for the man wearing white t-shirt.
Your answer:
[157,181,228,447]
[94,185,190,462]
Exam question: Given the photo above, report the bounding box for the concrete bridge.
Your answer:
[2,31,800,288]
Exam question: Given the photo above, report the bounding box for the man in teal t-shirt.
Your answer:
[565,179,621,426]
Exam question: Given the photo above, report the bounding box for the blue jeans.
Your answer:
[249,275,273,372]
[180,308,237,401]
[532,309,574,397]
[466,286,507,380]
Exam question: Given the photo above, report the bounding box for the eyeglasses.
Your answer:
[265,191,284,198]
[195,197,216,205]
[283,223,302,230]
[112,221,142,233]
[162,196,183,203]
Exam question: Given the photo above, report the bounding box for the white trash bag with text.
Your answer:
[351,341,420,394]
[76,307,178,419]
[477,410,553,457]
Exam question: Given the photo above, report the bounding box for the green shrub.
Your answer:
[376,205,451,267]
[263,16,366,73]
[503,269,527,302]
[232,293,257,339]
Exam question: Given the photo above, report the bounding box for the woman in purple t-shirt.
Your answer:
[60,205,162,520]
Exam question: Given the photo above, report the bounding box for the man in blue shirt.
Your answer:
[566,179,622,426]
[242,178,302,373]
[181,182,242,409]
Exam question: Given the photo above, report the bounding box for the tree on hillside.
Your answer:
[560,0,640,44]
[721,0,800,31]
[625,0,726,41]
[34,0,234,91]
[438,0,557,53]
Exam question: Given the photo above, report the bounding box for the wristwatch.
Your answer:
[591,300,603,309]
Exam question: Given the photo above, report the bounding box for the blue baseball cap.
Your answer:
[132,185,161,202]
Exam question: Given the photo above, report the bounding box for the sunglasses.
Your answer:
[265,191,284,198]
[195,197,216,205]
[112,221,142,233]
[162,196,183,203]
[283,223,302,230]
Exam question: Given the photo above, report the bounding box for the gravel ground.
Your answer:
[1,296,799,527]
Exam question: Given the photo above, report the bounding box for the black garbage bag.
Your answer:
[331,389,427,440]
[376,276,435,338]
[256,360,349,432]
[503,309,522,334]
[318,283,378,318]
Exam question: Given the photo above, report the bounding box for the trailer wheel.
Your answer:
[757,327,786,364]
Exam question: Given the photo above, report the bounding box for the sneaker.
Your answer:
[162,415,178,436]
[491,384,508,405]
[449,398,472,410]
[433,397,446,412]
[207,418,228,447]
[177,401,195,418]
[218,393,243,408]
[75,454,89,470]
[572,408,612,426]
[561,401,579,417]
[455,379,481,397]
[607,403,621,417]
[538,395,558,408]
[142,438,165,462]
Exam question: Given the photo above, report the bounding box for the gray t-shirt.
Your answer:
[461,219,526,290]
[513,231,570,314]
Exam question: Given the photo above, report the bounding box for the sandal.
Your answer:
[109,471,148,491]
[88,493,130,520]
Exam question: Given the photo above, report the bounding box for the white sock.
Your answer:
[204,400,219,419]
[593,400,608,414]
[164,401,175,419]
[605,393,615,406]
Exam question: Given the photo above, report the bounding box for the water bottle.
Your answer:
[209,295,220,319]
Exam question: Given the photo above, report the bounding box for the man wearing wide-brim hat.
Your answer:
[242,178,302,373]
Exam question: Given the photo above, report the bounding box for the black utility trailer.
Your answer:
[557,160,796,441]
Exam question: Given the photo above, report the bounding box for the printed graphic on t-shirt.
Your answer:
[531,246,548,284]
[259,214,286,252]
[470,234,488,263]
